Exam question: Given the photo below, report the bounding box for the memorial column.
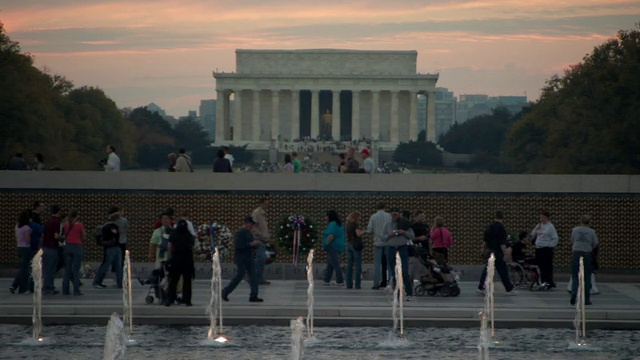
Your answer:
[409,91,418,141]
[215,89,226,143]
[311,90,319,139]
[351,91,360,140]
[371,91,380,141]
[252,89,261,141]
[233,90,242,141]
[271,90,280,140]
[390,91,399,143]
[332,90,341,141]
[291,90,300,141]
[426,90,436,143]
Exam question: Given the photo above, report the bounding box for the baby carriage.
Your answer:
[139,265,169,304]
[410,246,461,297]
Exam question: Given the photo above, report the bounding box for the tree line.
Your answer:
[397,24,640,174]
[0,22,251,171]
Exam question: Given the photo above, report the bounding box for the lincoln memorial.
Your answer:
[213,49,439,148]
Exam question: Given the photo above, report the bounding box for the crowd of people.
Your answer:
[9,198,599,306]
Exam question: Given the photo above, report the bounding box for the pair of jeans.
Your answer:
[386,245,413,296]
[478,252,514,292]
[536,247,555,286]
[224,255,258,299]
[62,244,83,295]
[570,251,592,303]
[373,245,387,286]
[42,247,59,292]
[254,242,266,283]
[12,247,34,293]
[346,244,362,289]
[93,246,123,288]
[323,245,344,284]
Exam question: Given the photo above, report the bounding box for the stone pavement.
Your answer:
[1,278,640,329]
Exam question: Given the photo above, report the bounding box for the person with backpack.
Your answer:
[174,147,194,172]
[92,214,122,289]
[477,211,517,296]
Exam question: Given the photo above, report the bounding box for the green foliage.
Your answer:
[0,23,136,170]
[392,141,442,166]
[129,107,176,169]
[506,26,640,174]
[174,117,210,153]
[439,107,514,156]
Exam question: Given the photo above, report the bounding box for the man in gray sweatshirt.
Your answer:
[366,202,391,289]
[569,215,598,306]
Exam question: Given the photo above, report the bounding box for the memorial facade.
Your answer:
[213,49,439,148]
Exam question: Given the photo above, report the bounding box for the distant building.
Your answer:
[417,87,456,142]
[199,99,216,140]
[146,102,166,117]
[456,94,527,123]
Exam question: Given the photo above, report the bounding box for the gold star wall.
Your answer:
[0,191,637,269]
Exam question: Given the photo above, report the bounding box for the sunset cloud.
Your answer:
[1,0,638,115]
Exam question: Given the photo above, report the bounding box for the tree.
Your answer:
[506,25,640,174]
[128,107,175,169]
[0,23,137,170]
[439,107,514,156]
[393,141,442,166]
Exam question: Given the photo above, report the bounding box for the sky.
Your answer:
[1,0,638,117]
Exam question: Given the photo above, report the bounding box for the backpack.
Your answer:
[96,223,116,247]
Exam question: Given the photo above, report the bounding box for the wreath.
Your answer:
[195,222,233,261]
[277,214,319,264]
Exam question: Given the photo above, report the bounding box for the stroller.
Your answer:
[410,246,461,297]
[139,265,169,304]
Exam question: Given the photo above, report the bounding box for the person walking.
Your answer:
[366,202,391,289]
[222,217,263,302]
[345,211,364,289]
[42,205,62,295]
[531,210,559,290]
[322,210,345,286]
[174,147,194,172]
[382,209,414,301]
[93,214,122,289]
[165,220,195,306]
[104,145,120,171]
[283,154,294,173]
[10,211,32,294]
[213,148,232,172]
[430,216,454,262]
[477,211,517,296]
[62,210,85,296]
[569,215,598,305]
[292,152,302,173]
[251,198,271,285]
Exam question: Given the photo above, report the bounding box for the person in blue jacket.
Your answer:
[322,210,345,286]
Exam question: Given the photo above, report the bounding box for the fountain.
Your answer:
[205,248,228,344]
[122,250,136,345]
[291,316,306,360]
[103,313,126,360]
[392,251,404,337]
[31,249,44,344]
[478,253,495,359]
[569,256,593,350]
[304,250,319,345]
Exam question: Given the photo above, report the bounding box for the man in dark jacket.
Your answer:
[477,211,517,296]
[92,214,122,289]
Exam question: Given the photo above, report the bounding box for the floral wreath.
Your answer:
[196,222,233,261]
[276,214,319,264]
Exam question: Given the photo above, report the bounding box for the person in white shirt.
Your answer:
[531,210,559,290]
[223,146,235,167]
[104,145,120,171]
[361,149,375,174]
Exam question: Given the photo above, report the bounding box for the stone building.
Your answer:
[213,49,439,148]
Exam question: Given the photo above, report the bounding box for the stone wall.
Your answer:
[236,49,417,76]
[0,172,638,269]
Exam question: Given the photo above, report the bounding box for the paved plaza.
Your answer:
[1,277,640,330]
